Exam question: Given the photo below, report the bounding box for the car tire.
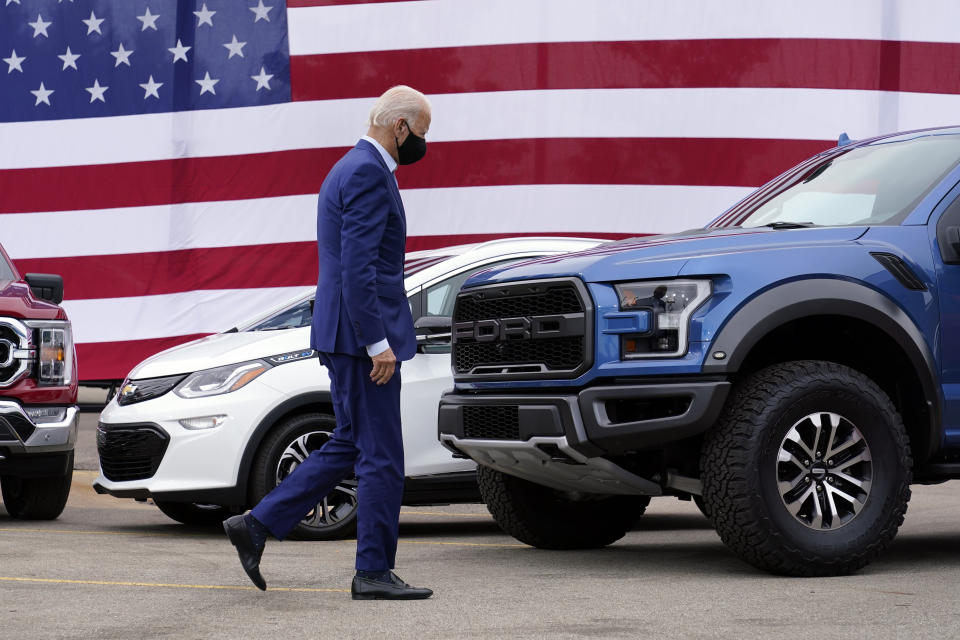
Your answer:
[477,465,650,549]
[154,501,237,526]
[701,360,912,576]
[249,412,359,541]
[1,451,73,520]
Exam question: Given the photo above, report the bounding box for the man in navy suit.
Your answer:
[224,86,433,600]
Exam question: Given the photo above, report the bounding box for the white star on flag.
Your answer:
[28,14,52,38]
[137,7,160,31]
[85,79,108,103]
[139,75,163,99]
[3,49,25,73]
[82,11,105,35]
[194,3,216,27]
[31,82,53,106]
[223,35,247,59]
[169,39,191,63]
[250,0,273,22]
[250,66,273,91]
[111,43,133,67]
[58,46,80,71]
[196,71,219,95]
[5,0,21,6]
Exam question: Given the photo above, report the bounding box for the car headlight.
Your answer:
[175,360,271,399]
[23,320,74,386]
[614,280,711,358]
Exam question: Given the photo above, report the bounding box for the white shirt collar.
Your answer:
[361,136,397,173]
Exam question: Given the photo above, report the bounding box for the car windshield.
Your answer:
[732,135,960,228]
[244,253,456,332]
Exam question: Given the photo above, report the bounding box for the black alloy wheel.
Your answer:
[701,360,912,576]
[249,413,359,540]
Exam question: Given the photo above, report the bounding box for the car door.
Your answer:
[399,257,541,476]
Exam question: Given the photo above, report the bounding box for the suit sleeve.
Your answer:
[340,163,391,347]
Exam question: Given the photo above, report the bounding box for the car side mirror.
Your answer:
[24,273,64,305]
[414,316,452,346]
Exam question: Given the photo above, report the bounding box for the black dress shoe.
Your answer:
[223,515,267,591]
[351,572,433,600]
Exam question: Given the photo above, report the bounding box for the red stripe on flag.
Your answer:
[1,138,829,214]
[14,233,634,301]
[290,39,960,101]
[14,242,319,300]
[77,335,209,381]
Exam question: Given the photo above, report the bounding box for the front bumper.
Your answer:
[438,380,729,494]
[0,400,78,476]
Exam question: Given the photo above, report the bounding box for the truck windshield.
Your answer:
[732,135,960,228]
[0,254,14,283]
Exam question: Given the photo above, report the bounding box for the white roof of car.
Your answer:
[235,236,607,331]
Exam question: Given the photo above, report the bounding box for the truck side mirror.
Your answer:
[414,316,452,349]
[24,273,64,305]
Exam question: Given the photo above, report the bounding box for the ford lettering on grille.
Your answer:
[451,278,592,380]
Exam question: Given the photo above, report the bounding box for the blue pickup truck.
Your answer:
[438,126,960,576]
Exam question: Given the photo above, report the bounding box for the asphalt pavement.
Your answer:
[1,412,958,639]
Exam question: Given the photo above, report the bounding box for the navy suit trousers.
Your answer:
[250,351,404,572]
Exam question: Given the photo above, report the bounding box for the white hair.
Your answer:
[367,85,430,128]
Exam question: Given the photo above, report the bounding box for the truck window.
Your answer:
[0,254,14,282]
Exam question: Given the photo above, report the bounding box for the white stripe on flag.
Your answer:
[8,88,960,170]
[288,0,960,55]
[4,184,751,259]
[63,287,313,343]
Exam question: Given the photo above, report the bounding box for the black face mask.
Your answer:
[396,122,427,165]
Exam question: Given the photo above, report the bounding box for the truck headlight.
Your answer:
[24,320,74,386]
[615,280,711,358]
[175,360,271,399]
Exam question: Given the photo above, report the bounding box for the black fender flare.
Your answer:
[701,278,941,461]
[235,391,334,499]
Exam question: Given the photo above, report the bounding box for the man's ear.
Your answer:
[394,118,408,144]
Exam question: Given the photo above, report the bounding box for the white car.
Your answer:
[93,237,604,539]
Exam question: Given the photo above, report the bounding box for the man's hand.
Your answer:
[370,347,397,385]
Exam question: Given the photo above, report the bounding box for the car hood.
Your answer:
[128,327,311,379]
[464,226,869,285]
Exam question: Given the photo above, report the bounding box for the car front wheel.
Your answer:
[701,361,912,576]
[249,413,359,540]
[1,451,73,520]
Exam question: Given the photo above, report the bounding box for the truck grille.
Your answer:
[463,406,520,440]
[452,278,591,380]
[0,323,26,386]
[97,423,169,482]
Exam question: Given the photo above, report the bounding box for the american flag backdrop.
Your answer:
[2,0,960,381]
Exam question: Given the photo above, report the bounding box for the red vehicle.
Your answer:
[0,242,78,519]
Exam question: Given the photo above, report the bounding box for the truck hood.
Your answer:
[464,226,869,285]
[0,280,66,320]
[128,327,310,379]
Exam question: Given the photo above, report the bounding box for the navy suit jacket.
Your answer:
[310,139,417,361]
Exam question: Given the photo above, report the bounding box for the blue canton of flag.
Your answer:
[0,0,291,122]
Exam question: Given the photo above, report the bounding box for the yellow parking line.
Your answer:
[399,510,490,518]
[400,540,525,548]
[0,526,523,548]
[0,576,348,593]
[0,527,183,538]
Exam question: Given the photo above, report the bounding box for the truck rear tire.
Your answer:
[1,451,73,520]
[477,465,650,549]
[701,361,912,576]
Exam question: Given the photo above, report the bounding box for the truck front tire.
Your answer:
[701,361,912,576]
[1,451,73,520]
[477,465,650,549]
